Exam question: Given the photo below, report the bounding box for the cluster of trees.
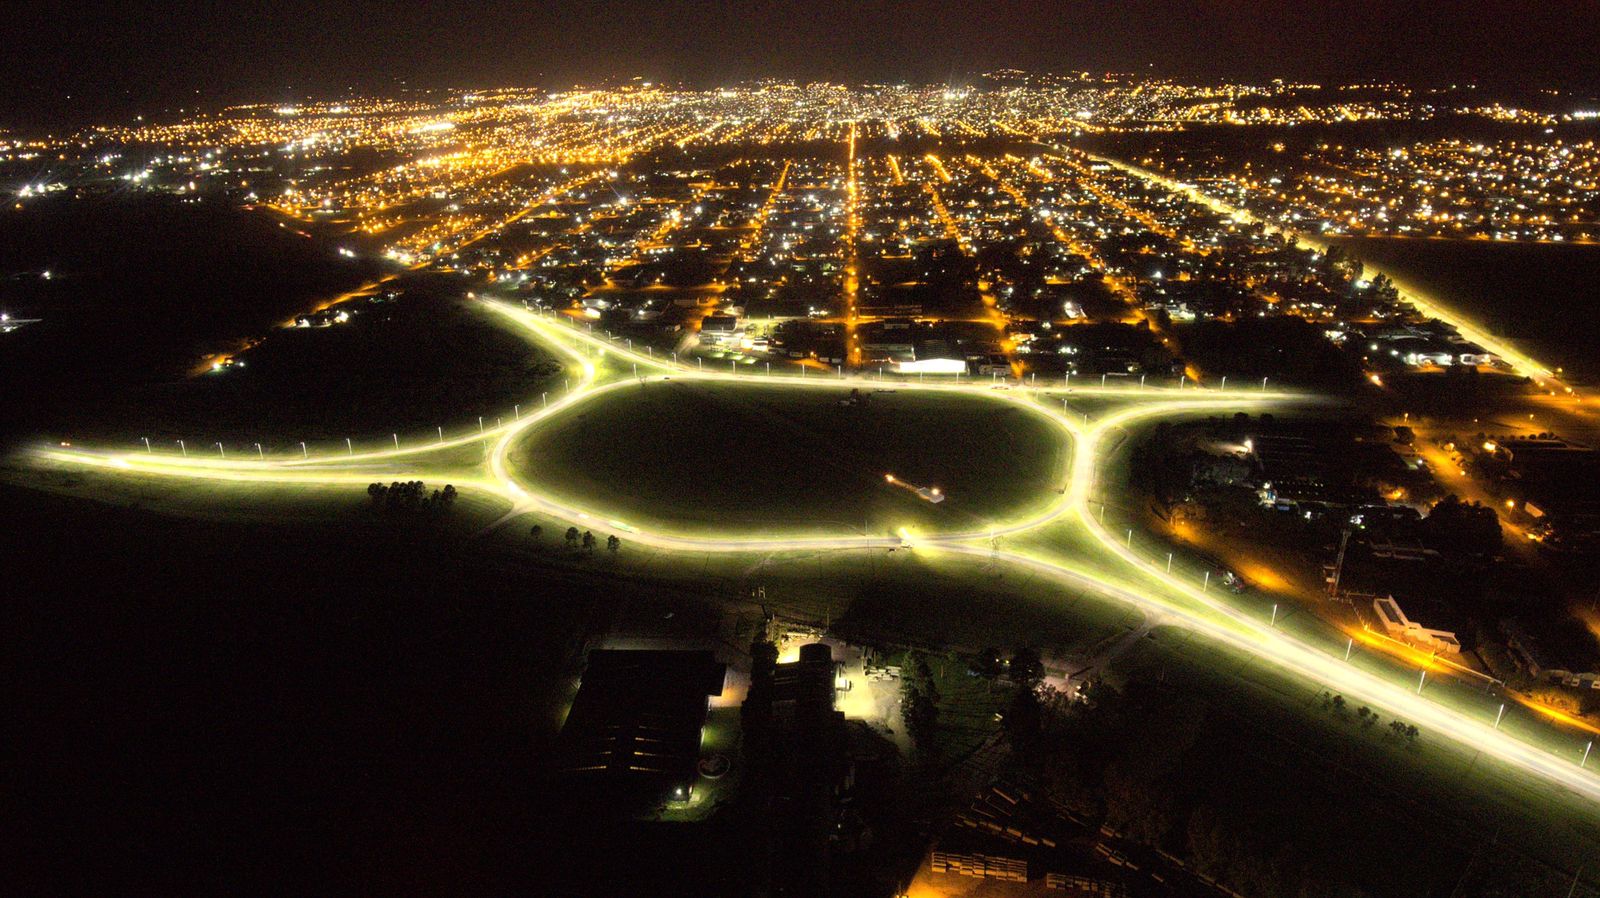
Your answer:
[1318,692,1420,744]
[900,650,940,762]
[366,481,456,512]
[1421,494,1502,557]
[527,524,620,555]
[1003,675,1465,897]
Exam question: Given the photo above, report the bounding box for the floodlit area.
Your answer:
[26,294,1600,816]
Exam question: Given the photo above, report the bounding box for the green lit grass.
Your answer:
[505,380,1068,538]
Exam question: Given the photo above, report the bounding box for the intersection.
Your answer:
[32,293,1600,808]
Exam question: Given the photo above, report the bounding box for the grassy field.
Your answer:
[9,454,1600,894]
[1106,626,1600,897]
[47,282,564,450]
[506,380,1068,537]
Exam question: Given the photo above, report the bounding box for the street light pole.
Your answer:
[142,437,152,453]
[177,440,186,457]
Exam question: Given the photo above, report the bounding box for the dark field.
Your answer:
[0,195,374,441]
[65,287,560,449]
[0,196,558,449]
[509,380,1069,536]
[1330,235,1600,384]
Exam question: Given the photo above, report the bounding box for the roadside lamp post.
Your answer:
[1139,374,1146,389]
[542,392,548,408]
[1345,638,1354,661]
[300,441,307,459]
[392,433,399,450]
[255,443,264,460]
[1417,670,1427,694]
[1494,703,1506,729]
[1126,528,1133,548]
[477,416,484,434]
[216,442,225,458]
[437,426,444,443]
[1584,741,1593,769]
[1261,376,1269,390]
[1270,604,1279,626]
[1180,375,1187,389]
[1220,376,1227,390]
[1203,571,1210,592]
[514,404,520,420]
[346,437,353,455]
[142,437,152,453]
[1100,374,1107,387]
[177,440,186,457]
[1166,552,1173,572]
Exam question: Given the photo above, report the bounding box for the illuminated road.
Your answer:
[1066,146,1570,390]
[29,295,1600,806]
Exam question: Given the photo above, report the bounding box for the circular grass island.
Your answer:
[506,380,1070,539]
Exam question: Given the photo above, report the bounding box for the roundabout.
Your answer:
[28,295,1600,807]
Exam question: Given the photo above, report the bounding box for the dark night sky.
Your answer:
[3,0,1598,128]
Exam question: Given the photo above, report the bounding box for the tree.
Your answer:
[1422,494,1502,557]
[1003,684,1042,749]
[581,530,596,553]
[529,524,542,540]
[1388,718,1414,741]
[1010,646,1045,688]
[564,527,579,549]
[441,484,457,506]
[606,534,620,553]
[901,650,940,760]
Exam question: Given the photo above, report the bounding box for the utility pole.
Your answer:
[1327,526,1353,599]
